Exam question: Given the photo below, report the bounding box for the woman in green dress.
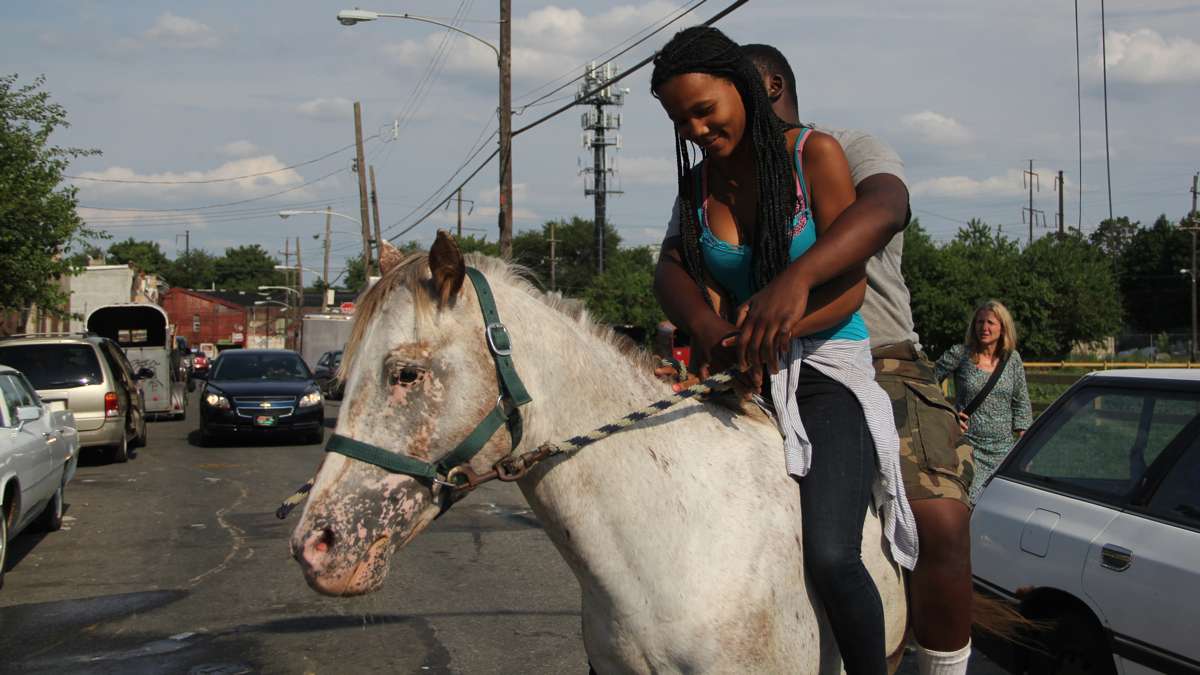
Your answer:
[935,300,1033,503]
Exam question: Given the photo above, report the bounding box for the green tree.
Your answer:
[582,246,665,340]
[1019,232,1122,356]
[511,216,620,293]
[0,74,101,315]
[106,237,170,275]
[904,219,1026,357]
[213,244,283,291]
[1089,216,1140,269]
[343,255,366,291]
[165,249,217,289]
[1117,214,1189,333]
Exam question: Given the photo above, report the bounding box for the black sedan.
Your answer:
[197,349,325,446]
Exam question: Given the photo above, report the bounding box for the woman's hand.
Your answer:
[734,266,811,375]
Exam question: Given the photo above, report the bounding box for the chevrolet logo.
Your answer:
[261,401,271,408]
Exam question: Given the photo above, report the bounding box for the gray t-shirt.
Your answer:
[663,125,918,349]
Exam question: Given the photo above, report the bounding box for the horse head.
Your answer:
[290,232,525,596]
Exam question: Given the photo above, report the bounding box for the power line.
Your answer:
[512,0,707,113]
[384,0,748,242]
[64,140,362,184]
[77,138,385,213]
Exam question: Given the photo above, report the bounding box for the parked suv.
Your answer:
[972,369,1200,674]
[0,334,151,463]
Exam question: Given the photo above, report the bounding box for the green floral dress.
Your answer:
[934,344,1033,502]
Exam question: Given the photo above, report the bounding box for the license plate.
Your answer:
[254,415,277,427]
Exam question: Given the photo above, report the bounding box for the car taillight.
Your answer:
[104,392,120,418]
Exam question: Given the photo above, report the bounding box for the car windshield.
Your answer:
[0,343,104,389]
[211,353,311,381]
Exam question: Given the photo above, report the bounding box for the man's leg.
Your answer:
[909,497,973,650]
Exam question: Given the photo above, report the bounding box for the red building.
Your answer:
[162,289,248,349]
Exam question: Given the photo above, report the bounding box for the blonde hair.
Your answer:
[965,299,1017,357]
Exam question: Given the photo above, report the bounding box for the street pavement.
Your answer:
[0,397,1007,674]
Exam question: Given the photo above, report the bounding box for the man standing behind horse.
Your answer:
[654,43,975,675]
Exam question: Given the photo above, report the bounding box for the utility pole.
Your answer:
[296,236,303,355]
[185,230,189,256]
[1055,170,1065,235]
[282,238,292,350]
[323,206,332,310]
[353,101,373,276]
[1022,160,1045,245]
[457,187,463,239]
[498,0,513,259]
[449,188,475,239]
[1182,173,1199,362]
[576,61,626,274]
[549,219,558,291]
[369,165,383,272]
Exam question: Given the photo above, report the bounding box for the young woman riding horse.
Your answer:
[650,27,916,675]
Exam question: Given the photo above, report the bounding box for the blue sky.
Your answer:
[4,1,1199,283]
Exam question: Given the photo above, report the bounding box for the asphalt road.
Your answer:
[1,397,1008,674]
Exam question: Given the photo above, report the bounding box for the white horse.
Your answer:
[290,234,907,673]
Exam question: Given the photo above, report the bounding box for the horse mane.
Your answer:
[339,251,658,379]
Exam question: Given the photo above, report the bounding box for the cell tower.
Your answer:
[577,62,625,274]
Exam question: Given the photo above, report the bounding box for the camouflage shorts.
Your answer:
[872,341,974,506]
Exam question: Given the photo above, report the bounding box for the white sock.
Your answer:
[915,639,971,675]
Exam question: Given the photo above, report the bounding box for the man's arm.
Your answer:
[787,172,909,291]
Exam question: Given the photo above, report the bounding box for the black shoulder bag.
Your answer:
[960,352,1009,417]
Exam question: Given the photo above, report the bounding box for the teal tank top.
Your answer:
[696,127,869,341]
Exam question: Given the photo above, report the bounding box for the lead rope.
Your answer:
[275,371,737,519]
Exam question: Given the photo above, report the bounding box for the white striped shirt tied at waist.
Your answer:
[769,336,919,571]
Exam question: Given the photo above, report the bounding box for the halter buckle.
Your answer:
[486,322,513,357]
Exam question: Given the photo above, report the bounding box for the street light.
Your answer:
[280,209,368,294]
[337,5,513,258]
[334,10,499,60]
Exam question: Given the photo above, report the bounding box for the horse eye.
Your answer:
[389,365,426,386]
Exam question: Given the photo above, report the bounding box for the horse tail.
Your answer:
[972,590,1042,647]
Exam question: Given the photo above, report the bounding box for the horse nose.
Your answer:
[294,525,337,569]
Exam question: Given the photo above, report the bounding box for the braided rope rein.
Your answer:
[276,371,737,519]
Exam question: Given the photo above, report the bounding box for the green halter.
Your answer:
[324,266,532,485]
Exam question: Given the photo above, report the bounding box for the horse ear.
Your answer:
[379,240,404,276]
[429,230,465,307]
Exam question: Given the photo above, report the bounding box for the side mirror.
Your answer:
[136,367,155,380]
[15,405,41,431]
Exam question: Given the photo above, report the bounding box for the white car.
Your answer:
[972,369,1200,674]
[0,364,79,589]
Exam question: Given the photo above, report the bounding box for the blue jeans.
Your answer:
[791,365,886,675]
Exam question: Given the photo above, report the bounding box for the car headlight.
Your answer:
[299,389,323,408]
[204,390,230,410]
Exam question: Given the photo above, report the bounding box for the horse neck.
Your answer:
[500,287,664,448]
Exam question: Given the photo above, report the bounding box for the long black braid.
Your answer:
[651,26,797,300]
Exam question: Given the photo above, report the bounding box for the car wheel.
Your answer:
[37,480,64,532]
[110,431,129,463]
[198,427,214,447]
[0,508,7,589]
[306,427,325,445]
[1026,608,1117,675]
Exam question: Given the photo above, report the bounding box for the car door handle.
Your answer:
[1100,544,1133,572]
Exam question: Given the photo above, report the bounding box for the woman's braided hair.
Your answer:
[651,26,797,299]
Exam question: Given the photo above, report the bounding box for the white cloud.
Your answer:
[219,140,259,157]
[1103,28,1200,84]
[385,1,698,81]
[901,111,972,145]
[144,13,219,49]
[616,156,675,186]
[296,97,354,122]
[911,169,1026,199]
[75,156,309,203]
